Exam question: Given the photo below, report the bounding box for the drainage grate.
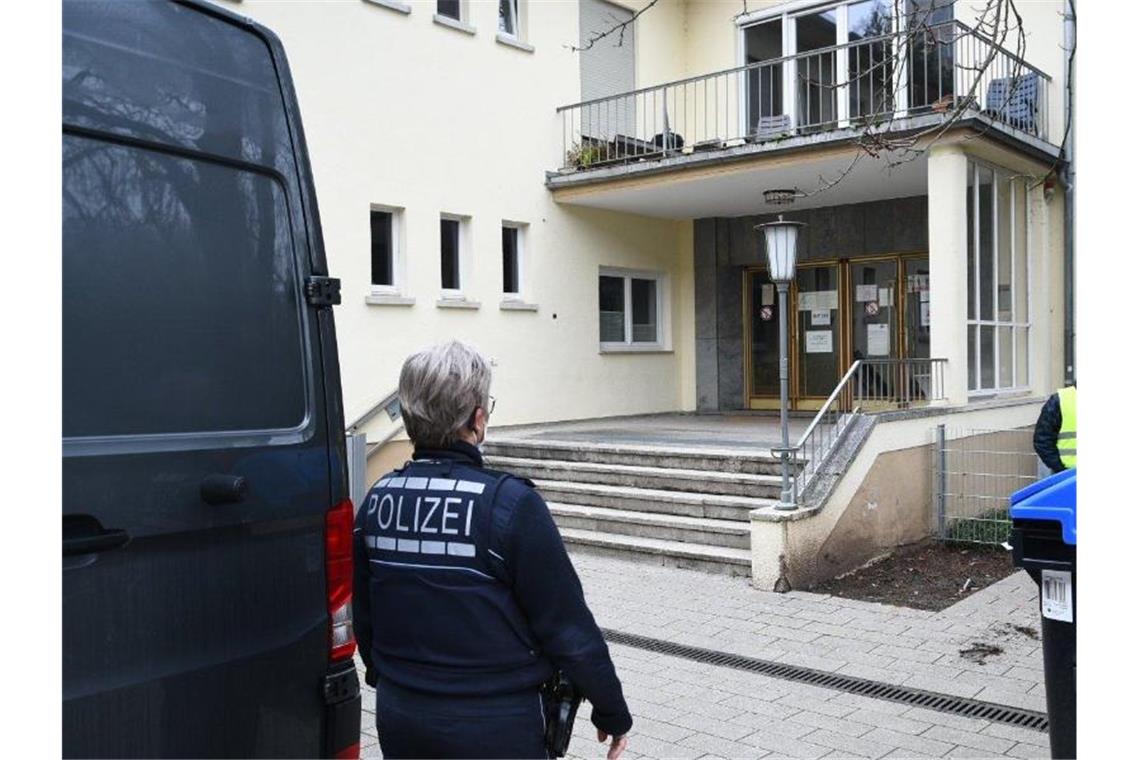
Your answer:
[602,628,1049,733]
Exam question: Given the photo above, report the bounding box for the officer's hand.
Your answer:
[596,729,628,760]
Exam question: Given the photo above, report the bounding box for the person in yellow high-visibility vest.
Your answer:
[1033,385,1077,473]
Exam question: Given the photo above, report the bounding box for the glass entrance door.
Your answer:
[748,270,781,404]
[850,259,899,404]
[795,264,842,405]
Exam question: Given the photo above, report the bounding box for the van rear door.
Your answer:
[62,1,347,756]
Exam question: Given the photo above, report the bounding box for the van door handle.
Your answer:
[201,474,247,505]
[63,515,130,556]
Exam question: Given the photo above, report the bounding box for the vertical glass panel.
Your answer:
[968,324,978,391]
[599,275,625,342]
[796,265,840,397]
[440,218,460,290]
[967,163,976,320]
[999,326,1014,388]
[904,257,931,360]
[997,175,1013,322]
[980,324,996,390]
[1015,326,1029,387]
[745,20,784,135]
[851,261,899,399]
[1014,179,1029,323]
[498,0,517,35]
[796,10,838,129]
[977,166,995,321]
[848,0,894,120]
[502,226,519,294]
[370,210,393,287]
[631,278,658,343]
[438,0,461,21]
[751,271,781,398]
[907,0,955,109]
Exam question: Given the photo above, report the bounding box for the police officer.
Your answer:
[353,341,632,759]
[1033,384,1077,474]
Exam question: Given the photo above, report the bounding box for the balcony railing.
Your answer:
[557,22,1050,173]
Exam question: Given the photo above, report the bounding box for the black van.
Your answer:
[62,0,360,756]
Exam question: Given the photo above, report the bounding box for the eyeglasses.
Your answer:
[467,395,496,431]
[487,395,496,416]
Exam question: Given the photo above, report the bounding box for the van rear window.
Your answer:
[63,135,308,438]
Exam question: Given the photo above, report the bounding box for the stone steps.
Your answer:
[533,479,773,522]
[556,527,753,577]
[483,438,791,476]
[548,502,751,550]
[486,455,784,498]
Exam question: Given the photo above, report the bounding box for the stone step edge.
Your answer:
[485,437,793,462]
[557,527,752,565]
[533,479,778,508]
[485,456,785,485]
[547,502,750,535]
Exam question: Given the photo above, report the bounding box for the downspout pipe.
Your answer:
[1062,0,1076,385]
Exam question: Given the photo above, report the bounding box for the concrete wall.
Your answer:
[694,196,928,410]
[229,0,696,431]
[750,398,1045,590]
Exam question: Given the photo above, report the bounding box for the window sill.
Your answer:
[500,299,538,312]
[599,344,672,354]
[364,0,411,14]
[365,293,415,307]
[496,32,534,53]
[433,14,476,35]
[437,298,481,310]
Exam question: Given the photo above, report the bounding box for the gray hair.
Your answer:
[398,340,492,449]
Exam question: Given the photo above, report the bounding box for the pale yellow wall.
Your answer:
[229,0,695,428]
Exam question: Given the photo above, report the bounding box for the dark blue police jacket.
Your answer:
[352,441,633,737]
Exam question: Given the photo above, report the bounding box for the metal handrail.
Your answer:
[557,19,1051,172]
[780,357,948,505]
[345,388,400,434]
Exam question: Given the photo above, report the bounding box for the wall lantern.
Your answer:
[756,214,806,284]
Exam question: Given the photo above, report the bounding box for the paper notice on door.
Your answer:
[798,292,817,311]
[761,284,775,306]
[817,290,839,310]
[867,323,891,356]
[920,290,930,302]
[855,284,878,302]
[811,308,831,326]
[805,330,833,353]
[878,288,895,307]
[920,301,930,327]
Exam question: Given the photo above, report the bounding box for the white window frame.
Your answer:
[434,0,475,34]
[501,221,527,301]
[598,267,671,353]
[439,213,472,302]
[368,204,406,298]
[499,0,519,38]
[966,158,1031,398]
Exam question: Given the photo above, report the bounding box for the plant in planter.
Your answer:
[565,142,603,170]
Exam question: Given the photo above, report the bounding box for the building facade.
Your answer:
[225,0,1071,582]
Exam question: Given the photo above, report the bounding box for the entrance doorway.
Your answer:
[745,253,929,410]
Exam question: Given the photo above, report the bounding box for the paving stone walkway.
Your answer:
[358,553,1049,759]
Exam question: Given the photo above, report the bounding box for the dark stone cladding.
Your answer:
[694,196,928,411]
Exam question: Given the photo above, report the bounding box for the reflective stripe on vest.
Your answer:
[1057,386,1077,468]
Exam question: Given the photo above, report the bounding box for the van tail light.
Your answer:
[325,499,356,662]
[334,742,360,760]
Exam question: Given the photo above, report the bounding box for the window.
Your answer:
[502,224,520,295]
[440,217,461,292]
[370,209,394,289]
[437,0,460,21]
[62,134,307,438]
[598,268,668,350]
[498,0,519,37]
[966,159,1030,395]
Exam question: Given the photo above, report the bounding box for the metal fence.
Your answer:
[557,20,1050,172]
[932,425,1038,545]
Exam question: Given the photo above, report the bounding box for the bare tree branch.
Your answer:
[569,0,661,53]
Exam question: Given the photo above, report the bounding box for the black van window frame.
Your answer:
[62,127,317,456]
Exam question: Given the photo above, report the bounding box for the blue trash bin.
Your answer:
[1010,468,1076,759]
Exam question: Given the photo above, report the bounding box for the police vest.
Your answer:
[356,457,551,696]
[1057,386,1077,469]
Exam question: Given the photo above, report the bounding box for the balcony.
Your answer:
[552,21,1055,187]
